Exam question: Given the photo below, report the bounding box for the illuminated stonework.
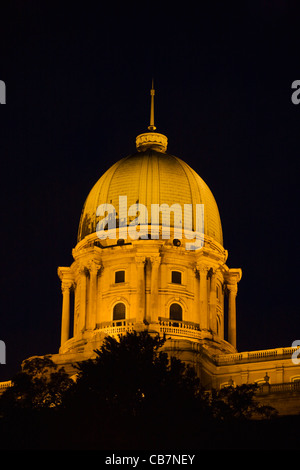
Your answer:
[0,85,299,414]
[136,132,168,152]
[50,85,300,415]
[57,122,241,361]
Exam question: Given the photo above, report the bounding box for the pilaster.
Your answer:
[150,255,161,322]
[135,255,147,323]
[78,264,87,333]
[209,268,217,333]
[198,265,209,330]
[86,260,102,330]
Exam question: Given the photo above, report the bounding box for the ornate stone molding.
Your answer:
[61,280,74,293]
[150,255,161,268]
[197,264,209,273]
[136,132,168,152]
[225,268,242,285]
[58,267,75,292]
[226,283,238,295]
[135,255,147,266]
[86,259,102,276]
[75,262,87,277]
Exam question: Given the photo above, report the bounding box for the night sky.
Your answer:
[0,1,299,381]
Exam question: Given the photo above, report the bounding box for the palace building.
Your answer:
[15,85,300,414]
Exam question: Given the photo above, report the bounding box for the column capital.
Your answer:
[86,259,102,275]
[75,262,87,276]
[61,280,74,292]
[57,266,73,281]
[207,266,218,278]
[150,255,161,268]
[227,283,238,295]
[225,268,242,284]
[196,264,209,274]
[135,255,147,265]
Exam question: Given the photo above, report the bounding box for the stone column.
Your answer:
[193,268,200,324]
[87,260,101,330]
[96,265,104,326]
[78,265,87,332]
[73,282,79,336]
[135,255,146,323]
[227,283,238,349]
[150,255,161,322]
[60,281,73,347]
[198,265,209,330]
[209,270,217,333]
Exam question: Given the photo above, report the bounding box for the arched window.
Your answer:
[113,302,126,321]
[170,303,182,321]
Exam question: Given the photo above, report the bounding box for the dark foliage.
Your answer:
[63,332,208,421]
[0,355,73,412]
[0,331,293,450]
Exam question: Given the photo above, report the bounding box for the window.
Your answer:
[113,302,126,321]
[171,271,182,284]
[115,270,125,283]
[170,303,182,321]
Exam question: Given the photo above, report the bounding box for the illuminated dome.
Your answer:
[54,82,242,369]
[77,138,223,246]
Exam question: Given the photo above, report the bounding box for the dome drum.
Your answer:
[60,232,238,358]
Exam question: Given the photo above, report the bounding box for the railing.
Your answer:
[215,347,299,365]
[97,319,136,337]
[257,381,300,395]
[158,318,202,340]
[96,318,203,340]
[0,380,12,394]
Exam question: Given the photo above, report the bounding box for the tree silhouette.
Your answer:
[63,331,206,419]
[0,356,72,412]
[210,384,277,421]
[0,331,279,449]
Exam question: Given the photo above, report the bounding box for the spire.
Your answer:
[148,79,156,131]
[135,80,168,152]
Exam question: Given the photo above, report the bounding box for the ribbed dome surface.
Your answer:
[78,149,223,245]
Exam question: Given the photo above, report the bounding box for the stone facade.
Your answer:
[50,122,300,416]
[4,87,299,415]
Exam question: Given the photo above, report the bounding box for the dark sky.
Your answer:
[0,1,299,380]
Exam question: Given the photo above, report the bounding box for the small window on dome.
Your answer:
[115,270,125,283]
[172,271,182,284]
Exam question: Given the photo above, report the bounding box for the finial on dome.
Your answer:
[135,80,168,152]
[148,79,156,131]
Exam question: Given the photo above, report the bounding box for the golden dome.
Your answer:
[77,139,223,246]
